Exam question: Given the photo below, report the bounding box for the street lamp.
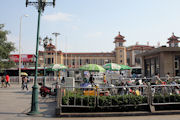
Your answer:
[52,32,60,64]
[26,0,55,115]
[19,14,28,84]
[39,36,49,86]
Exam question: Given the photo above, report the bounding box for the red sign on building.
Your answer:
[10,54,35,62]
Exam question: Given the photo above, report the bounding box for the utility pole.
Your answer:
[52,32,60,64]
[19,14,28,84]
[26,0,55,115]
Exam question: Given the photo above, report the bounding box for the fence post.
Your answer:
[55,87,62,116]
[147,82,155,112]
[96,87,99,108]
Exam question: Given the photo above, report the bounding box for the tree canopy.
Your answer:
[0,24,15,70]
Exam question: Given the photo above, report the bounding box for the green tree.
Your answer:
[0,24,15,71]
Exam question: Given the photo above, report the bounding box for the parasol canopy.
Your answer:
[79,64,105,72]
[46,64,68,71]
[103,63,121,71]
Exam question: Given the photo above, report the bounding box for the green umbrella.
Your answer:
[46,64,68,71]
[103,63,121,71]
[79,64,105,72]
[120,65,131,70]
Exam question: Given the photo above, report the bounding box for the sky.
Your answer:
[1,0,180,54]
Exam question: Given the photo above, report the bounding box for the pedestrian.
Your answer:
[22,76,28,91]
[132,73,137,79]
[151,73,162,85]
[165,72,171,83]
[1,76,5,88]
[103,73,107,84]
[5,74,10,87]
[61,77,65,84]
[89,74,95,86]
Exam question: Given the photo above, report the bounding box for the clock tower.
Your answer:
[114,32,127,65]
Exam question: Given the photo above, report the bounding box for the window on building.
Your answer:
[120,50,122,52]
[175,43,178,47]
[52,58,54,64]
[72,59,75,65]
[67,59,69,65]
[120,55,122,58]
[86,59,89,64]
[80,59,82,65]
[119,42,123,47]
[175,56,180,76]
[144,57,159,77]
[135,57,141,65]
[120,60,123,63]
[127,58,130,66]
[48,58,51,64]
[155,57,160,74]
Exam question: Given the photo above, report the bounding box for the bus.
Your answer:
[131,67,142,78]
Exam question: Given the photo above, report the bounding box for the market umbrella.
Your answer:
[21,72,28,76]
[46,64,68,71]
[79,64,105,72]
[120,65,132,70]
[103,63,121,71]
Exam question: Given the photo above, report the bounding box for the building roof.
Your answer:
[46,43,56,49]
[167,32,180,43]
[39,50,62,54]
[127,44,154,51]
[62,52,115,57]
[138,47,180,57]
[113,32,126,43]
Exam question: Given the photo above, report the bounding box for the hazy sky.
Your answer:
[1,0,180,54]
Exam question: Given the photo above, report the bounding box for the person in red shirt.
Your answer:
[5,74,10,87]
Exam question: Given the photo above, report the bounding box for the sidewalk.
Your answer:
[0,84,56,120]
[1,84,180,120]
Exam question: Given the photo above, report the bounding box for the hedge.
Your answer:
[62,94,180,106]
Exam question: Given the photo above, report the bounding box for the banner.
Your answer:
[10,54,35,62]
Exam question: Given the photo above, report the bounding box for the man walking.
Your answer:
[5,74,10,87]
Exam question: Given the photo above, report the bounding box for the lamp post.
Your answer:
[26,0,55,115]
[19,14,28,84]
[39,36,49,86]
[52,32,60,64]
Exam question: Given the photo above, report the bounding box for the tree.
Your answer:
[0,24,15,71]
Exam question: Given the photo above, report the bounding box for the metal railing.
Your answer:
[0,76,58,84]
[56,83,180,114]
[151,84,180,105]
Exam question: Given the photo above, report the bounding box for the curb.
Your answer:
[57,110,180,118]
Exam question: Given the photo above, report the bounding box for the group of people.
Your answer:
[1,74,10,88]
[151,72,173,85]
[87,73,107,86]
[1,74,29,91]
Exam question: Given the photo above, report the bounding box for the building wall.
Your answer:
[115,47,127,65]
[142,48,180,77]
[62,54,115,68]
[161,51,180,77]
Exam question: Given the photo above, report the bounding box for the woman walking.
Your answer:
[1,76,5,88]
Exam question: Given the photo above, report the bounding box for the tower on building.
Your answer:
[114,32,127,65]
[167,32,180,47]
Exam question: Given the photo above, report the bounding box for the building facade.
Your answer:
[38,32,128,68]
[127,44,154,67]
[140,33,180,77]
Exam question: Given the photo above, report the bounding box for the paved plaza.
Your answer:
[0,83,56,120]
[1,83,180,120]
